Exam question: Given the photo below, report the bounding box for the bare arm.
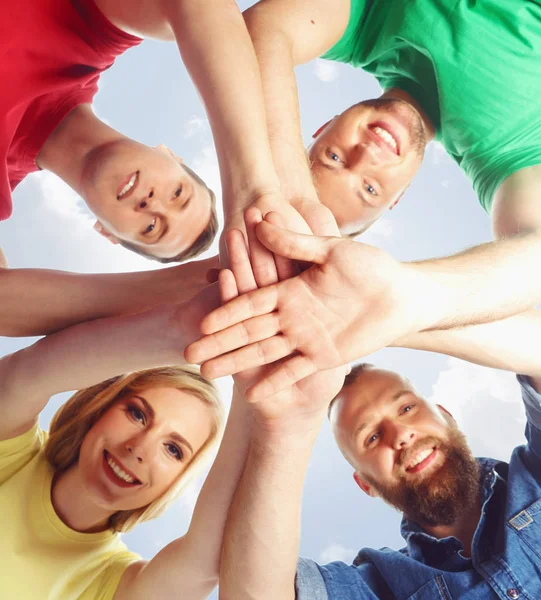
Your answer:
[0,283,219,440]
[220,424,316,600]
[161,0,281,214]
[244,0,349,206]
[393,309,541,378]
[0,256,217,337]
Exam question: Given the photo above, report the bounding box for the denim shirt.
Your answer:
[296,375,541,600]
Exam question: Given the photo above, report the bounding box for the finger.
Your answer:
[264,212,299,280]
[200,285,280,334]
[200,334,292,379]
[206,268,220,284]
[244,206,279,287]
[185,312,281,364]
[218,269,238,304]
[256,219,337,265]
[225,229,258,294]
[297,201,340,237]
[245,355,317,401]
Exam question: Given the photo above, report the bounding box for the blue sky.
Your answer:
[0,3,529,597]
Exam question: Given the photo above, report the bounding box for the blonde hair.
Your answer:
[44,366,224,533]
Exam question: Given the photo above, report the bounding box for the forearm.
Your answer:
[8,306,185,400]
[244,5,316,201]
[166,0,280,212]
[0,258,215,337]
[220,425,317,600]
[393,309,541,377]
[408,231,541,331]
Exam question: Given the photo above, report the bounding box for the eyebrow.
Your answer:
[354,390,413,438]
[134,395,194,455]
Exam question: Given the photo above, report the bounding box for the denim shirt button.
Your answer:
[506,589,519,599]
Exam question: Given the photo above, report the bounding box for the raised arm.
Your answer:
[244,0,349,209]
[392,309,541,379]
[0,283,219,440]
[0,255,217,337]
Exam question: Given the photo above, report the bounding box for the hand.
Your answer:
[215,208,346,433]
[186,220,423,399]
[217,207,297,395]
[220,191,314,268]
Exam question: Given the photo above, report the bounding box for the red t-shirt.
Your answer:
[0,0,142,220]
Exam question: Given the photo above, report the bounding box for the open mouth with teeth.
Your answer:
[103,450,142,487]
[404,446,438,474]
[116,171,139,200]
[368,123,400,155]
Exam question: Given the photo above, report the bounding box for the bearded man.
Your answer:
[219,302,541,599]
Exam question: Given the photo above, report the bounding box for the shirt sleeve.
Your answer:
[296,558,329,600]
[0,424,45,485]
[517,374,541,458]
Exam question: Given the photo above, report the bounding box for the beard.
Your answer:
[364,428,480,527]
[354,97,428,158]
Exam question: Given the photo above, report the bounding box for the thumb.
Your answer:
[256,216,337,264]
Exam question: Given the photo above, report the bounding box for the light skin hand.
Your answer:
[187,220,420,400]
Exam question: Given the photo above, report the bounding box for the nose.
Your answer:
[391,423,416,450]
[137,188,159,211]
[124,434,157,464]
[350,142,388,168]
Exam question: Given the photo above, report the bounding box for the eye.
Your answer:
[166,442,184,461]
[127,404,146,425]
[367,432,379,446]
[328,150,341,162]
[174,187,182,198]
[364,183,377,196]
[401,404,415,415]
[143,218,156,235]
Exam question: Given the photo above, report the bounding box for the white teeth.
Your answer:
[372,126,398,151]
[106,454,136,483]
[407,448,433,469]
[118,172,138,198]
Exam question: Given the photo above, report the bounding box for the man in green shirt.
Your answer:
[245,0,541,234]
[184,0,541,398]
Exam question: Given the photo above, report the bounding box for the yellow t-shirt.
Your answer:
[0,425,140,600]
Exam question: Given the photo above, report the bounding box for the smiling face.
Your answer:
[77,386,213,513]
[308,98,428,235]
[330,368,480,527]
[81,141,213,259]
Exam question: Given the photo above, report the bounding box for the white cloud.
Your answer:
[183,115,210,139]
[319,543,356,564]
[428,359,526,460]
[314,59,340,83]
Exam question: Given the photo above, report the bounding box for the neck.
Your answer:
[381,88,436,142]
[37,104,126,197]
[51,465,114,533]
[417,496,482,558]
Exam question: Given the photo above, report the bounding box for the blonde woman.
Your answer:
[0,290,251,600]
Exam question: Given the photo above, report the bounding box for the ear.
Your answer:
[156,143,183,165]
[353,472,378,497]
[388,193,405,211]
[312,118,334,139]
[93,221,120,245]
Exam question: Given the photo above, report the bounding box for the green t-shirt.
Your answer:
[323,0,541,213]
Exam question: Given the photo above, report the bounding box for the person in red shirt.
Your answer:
[4,0,314,265]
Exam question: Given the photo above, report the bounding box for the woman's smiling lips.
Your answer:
[102,450,142,488]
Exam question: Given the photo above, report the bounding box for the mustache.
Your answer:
[396,436,442,470]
